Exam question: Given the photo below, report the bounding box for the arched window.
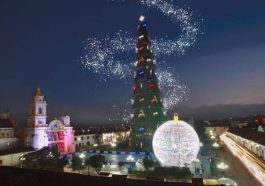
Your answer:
[39,108,42,115]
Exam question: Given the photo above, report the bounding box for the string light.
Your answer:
[153,120,200,167]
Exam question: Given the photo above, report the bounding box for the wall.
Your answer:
[226,132,265,161]
[0,128,14,138]
[0,151,32,166]
[74,134,96,150]
[0,138,20,151]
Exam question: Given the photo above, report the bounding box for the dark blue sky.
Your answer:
[1,0,265,124]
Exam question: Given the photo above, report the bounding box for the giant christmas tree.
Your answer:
[131,19,166,151]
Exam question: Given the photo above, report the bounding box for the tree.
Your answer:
[71,156,83,171]
[38,156,57,170]
[86,155,106,174]
[22,146,58,170]
[118,161,126,170]
[130,19,165,151]
[57,158,68,171]
[143,157,154,171]
[50,145,59,158]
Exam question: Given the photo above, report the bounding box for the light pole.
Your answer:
[127,155,134,173]
[217,162,228,177]
[193,158,200,176]
[19,157,26,168]
[79,153,85,165]
[79,153,86,174]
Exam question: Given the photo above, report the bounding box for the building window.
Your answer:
[87,141,90,146]
[39,108,42,115]
[74,137,77,141]
[39,121,42,124]
[87,136,90,139]
[81,137,84,140]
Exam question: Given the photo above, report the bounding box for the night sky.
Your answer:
[1,0,265,125]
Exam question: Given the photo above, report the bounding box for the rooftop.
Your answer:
[74,127,130,136]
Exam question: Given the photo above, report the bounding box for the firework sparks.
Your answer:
[157,68,188,111]
[81,0,202,119]
[140,0,200,56]
[107,103,132,123]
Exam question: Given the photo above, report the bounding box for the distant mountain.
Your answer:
[170,103,265,120]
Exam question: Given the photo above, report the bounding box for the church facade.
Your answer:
[25,88,75,154]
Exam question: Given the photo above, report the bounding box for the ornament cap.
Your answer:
[173,113,179,121]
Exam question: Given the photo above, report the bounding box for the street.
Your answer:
[220,134,263,186]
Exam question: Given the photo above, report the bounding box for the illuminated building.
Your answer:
[0,110,15,139]
[0,110,22,152]
[226,129,265,160]
[74,128,130,151]
[25,88,75,154]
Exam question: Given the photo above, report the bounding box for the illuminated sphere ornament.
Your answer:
[152,120,200,167]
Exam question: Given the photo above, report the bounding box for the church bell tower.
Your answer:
[27,87,47,127]
[25,87,48,149]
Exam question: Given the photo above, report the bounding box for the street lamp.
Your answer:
[192,158,200,177]
[210,135,216,139]
[19,157,26,168]
[217,162,229,177]
[212,142,220,148]
[79,153,85,159]
[79,153,86,166]
[127,155,134,173]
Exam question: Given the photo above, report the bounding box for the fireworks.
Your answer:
[81,0,202,119]
[140,0,200,56]
[81,30,133,80]
[107,103,132,123]
[157,68,188,111]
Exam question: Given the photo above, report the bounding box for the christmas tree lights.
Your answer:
[130,18,166,150]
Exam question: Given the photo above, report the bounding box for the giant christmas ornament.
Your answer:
[152,120,200,167]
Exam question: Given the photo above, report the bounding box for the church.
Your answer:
[25,88,75,154]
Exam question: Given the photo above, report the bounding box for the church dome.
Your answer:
[0,119,14,128]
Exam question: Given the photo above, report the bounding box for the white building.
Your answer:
[101,130,130,145]
[74,129,130,151]
[25,88,75,154]
[0,149,33,166]
[226,130,265,161]
[74,132,97,151]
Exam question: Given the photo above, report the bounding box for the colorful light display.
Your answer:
[152,120,200,167]
[81,0,202,119]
